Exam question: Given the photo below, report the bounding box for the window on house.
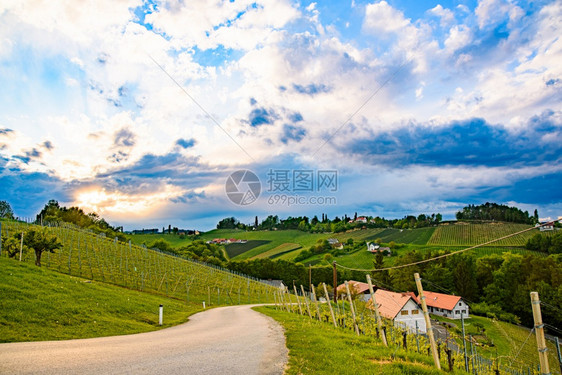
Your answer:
[459,302,462,306]
[455,310,460,314]
[401,310,409,315]
[411,309,419,315]
[462,310,466,314]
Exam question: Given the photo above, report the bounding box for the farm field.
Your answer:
[334,227,436,245]
[201,229,329,259]
[428,223,537,246]
[224,240,270,258]
[126,222,546,267]
[255,243,302,259]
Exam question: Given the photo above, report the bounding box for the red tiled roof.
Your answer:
[336,280,371,295]
[418,291,462,311]
[367,289,414,319]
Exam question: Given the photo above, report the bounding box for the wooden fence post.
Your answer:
[300,285,313,319]
[531,291,550,375]
[366,274,387,346]
[293,285,303,315]
[344,281,360,335]
[311,284,321,321]
[414,273,441,370]
[323,283,337,328]
[333,261,337,302]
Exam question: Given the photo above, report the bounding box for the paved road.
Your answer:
[0,305,287,375]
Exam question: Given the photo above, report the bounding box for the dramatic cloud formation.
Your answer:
[0,0,560,230]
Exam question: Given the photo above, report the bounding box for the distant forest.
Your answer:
[455,202,537,224]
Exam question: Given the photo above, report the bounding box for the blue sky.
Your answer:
[0,0,561,231]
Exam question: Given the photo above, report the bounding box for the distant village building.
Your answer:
[410,291,469,319]
[367,242,391,254]
[367,289,426,333]
[206,238,248,244]
[327,238,344,249]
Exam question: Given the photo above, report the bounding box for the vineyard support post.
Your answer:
[323,283,337,328]
[158,304,163,325]
[311,284,321,320]
[554,337,562,374]
[333,261,337,302]
[0,222,2,256]
[344,281,360,335]
[366,274,387,346]
[300,285,313,319]
[462,312,469,373]
[530,291,550,375]
[19,232,23,261]
[415,320,420,352]
[414,273,441,370]
[293,285,303,315]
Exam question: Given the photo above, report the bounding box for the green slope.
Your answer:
[0,257,200,342]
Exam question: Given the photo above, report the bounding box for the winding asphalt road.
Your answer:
[0,305,288,375]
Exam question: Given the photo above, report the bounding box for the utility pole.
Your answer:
[530,291,550,375]
[332,261,338,302]
[366,274,387,346]
[414,273,441,370]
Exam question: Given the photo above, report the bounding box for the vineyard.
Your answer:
[335,227,436,245]
[427,223,538,247]
[0,220,278,306]
[255,243,302,259]
[271,277,561,375]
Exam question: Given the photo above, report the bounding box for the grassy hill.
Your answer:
[127,222,545,270]
[1,221,278,307]
[0,257,200,342]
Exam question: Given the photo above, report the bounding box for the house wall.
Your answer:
[393,299,427,333]
[427,300,469,319]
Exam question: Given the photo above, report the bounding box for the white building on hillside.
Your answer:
[367,289,426,333]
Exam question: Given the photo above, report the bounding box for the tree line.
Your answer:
[217,212,443,233]
[455,202,538,224]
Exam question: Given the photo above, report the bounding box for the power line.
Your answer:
[336,219,558,273]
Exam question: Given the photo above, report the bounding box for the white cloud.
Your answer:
[475,0,523,29]
[444,25,472,53]
[428,4,455,26]
[364,1,410,34]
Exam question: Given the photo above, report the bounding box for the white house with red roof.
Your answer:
[412,291,469,319]
[367,289,426,333]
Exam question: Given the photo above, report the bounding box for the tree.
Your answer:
[0,200,14,219]
[24,229,62,267]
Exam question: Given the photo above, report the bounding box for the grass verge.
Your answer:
[255,306,467,375]
[0,257,202,342]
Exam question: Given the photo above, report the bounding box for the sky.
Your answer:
[0,0,561,231]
